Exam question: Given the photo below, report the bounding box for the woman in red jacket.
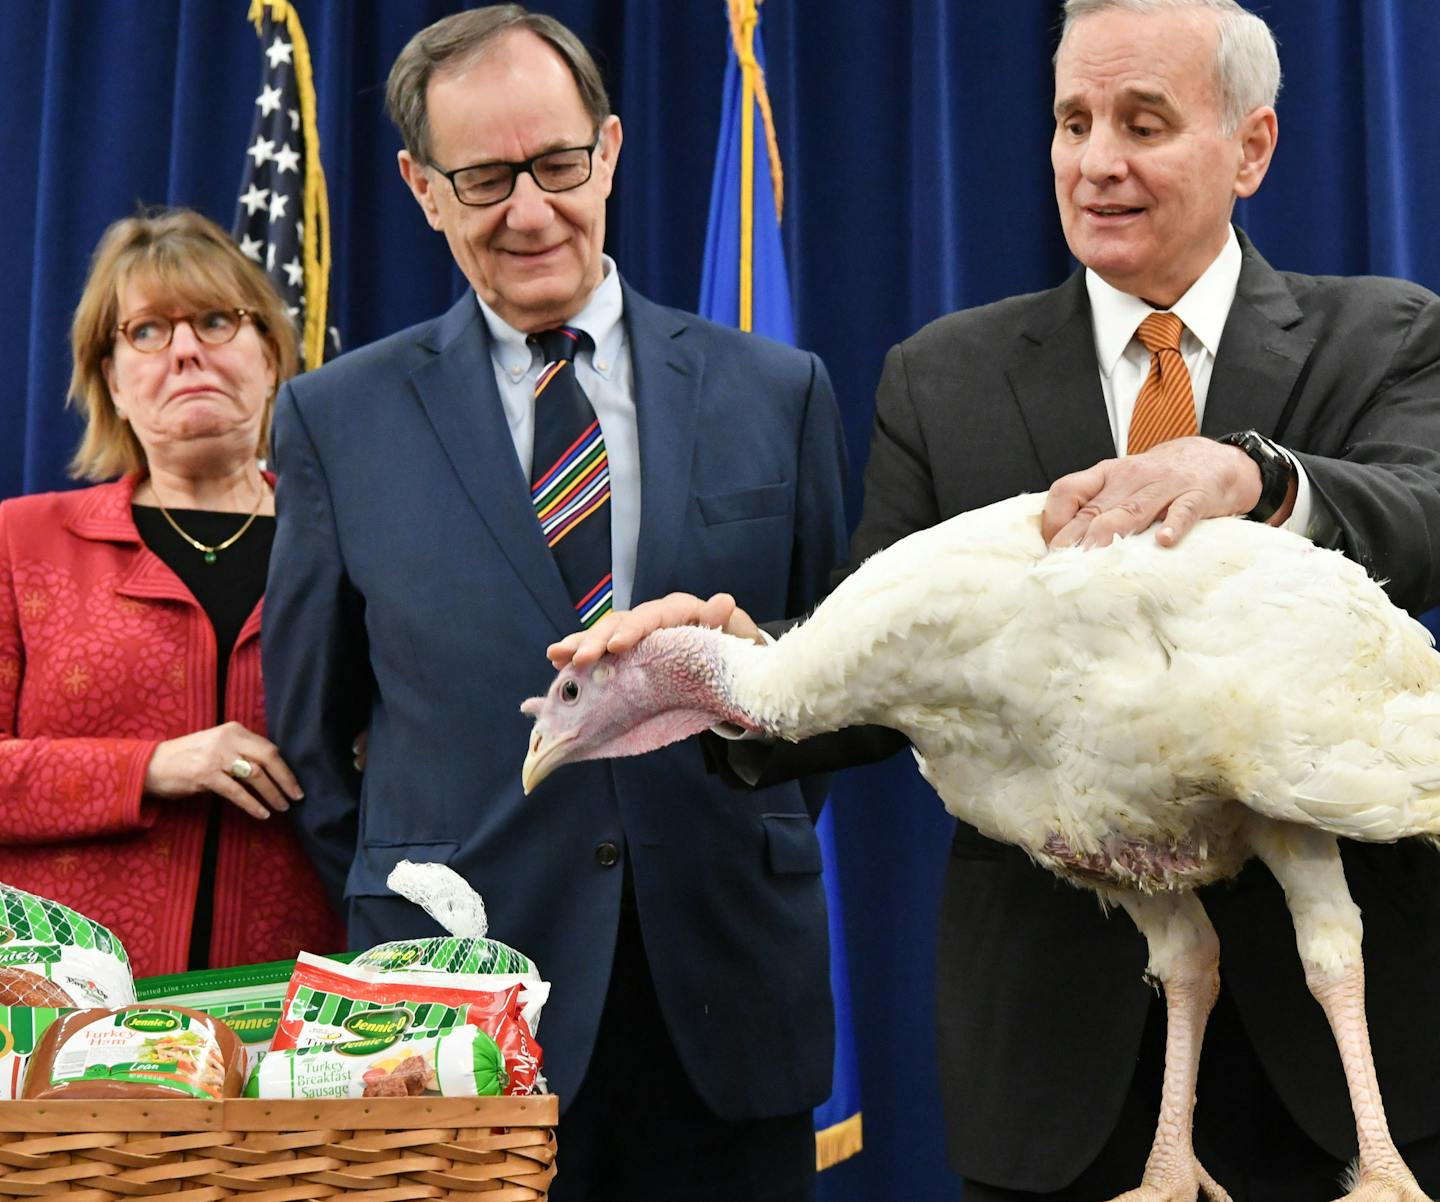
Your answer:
[0,209,343,976]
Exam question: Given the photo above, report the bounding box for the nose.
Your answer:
[1078,123,1128,184]
[167,317,207,366]
[505,171,555,231]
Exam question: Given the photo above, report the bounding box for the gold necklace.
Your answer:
[153,478,268,564]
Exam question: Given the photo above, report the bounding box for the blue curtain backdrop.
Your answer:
[4,3,1439,1199]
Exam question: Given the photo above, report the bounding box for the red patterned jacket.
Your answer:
[0,475,344,977]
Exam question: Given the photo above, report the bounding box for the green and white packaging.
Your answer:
[0,1004,67,1099]
[133,952,359,1075]
[0,883,134,1007]
[352,935,535,978]
[243,1024,509,1099]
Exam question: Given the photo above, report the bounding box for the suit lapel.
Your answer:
[409,295,579,634]
[624,283,701,605]
[1201,232,1313,440]
[1005,271,1118,482]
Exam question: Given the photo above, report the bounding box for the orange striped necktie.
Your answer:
[1127,311,1196,454]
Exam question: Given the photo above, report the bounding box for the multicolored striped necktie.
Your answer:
[528,326,613,628]
[1127,311,1197,453]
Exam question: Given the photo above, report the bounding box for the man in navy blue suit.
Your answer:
[261,7,848,1200]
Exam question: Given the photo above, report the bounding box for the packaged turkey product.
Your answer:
[352,860,548,1031]
[133,952,361,1075]
[23,1005,246,1099]
[0,883,134,1007]
[0,1004,68,1099]
[245,1021,516,1099]
[253,953,542,1098]
[353,935,536,978]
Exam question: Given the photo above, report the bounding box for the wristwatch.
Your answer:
[1215,430,1295,523]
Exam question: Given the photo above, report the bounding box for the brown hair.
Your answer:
[67,208,298,481]
[386,4,611,163]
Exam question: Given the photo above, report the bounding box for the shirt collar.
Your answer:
[1085,225,1242,378]
[476,255,626,380]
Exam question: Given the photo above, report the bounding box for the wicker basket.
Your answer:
[0,1096,557,1202]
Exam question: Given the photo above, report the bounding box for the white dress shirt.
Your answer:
[1085,225,1312,534]
[476,256,641,610]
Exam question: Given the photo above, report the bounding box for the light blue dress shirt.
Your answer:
[476,257,640,610]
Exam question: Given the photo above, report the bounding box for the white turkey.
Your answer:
[521,491,1440,1202]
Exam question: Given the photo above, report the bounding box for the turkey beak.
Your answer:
[521,726,575,795]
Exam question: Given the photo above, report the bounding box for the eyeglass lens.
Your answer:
[452,146,594,205]
[123,310,243,352]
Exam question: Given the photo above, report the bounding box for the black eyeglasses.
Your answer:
[429,132,601,207]
[115,308,255,353]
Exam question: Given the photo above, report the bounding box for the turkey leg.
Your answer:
[1109,889,1231,1202]
[1250,824,1429,1202]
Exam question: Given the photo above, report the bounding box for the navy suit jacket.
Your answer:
[262,281,849,1118]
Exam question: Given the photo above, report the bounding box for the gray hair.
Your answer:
[1058,0,1281,135]
[386,4,611,163]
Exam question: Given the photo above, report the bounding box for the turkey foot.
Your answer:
[1333,1169,1430,1202]
[1105,1156,1232,1202]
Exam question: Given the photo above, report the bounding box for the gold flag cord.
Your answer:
[247,0,331,370]
[726,0,785,332]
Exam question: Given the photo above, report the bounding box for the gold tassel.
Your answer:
[815,1110,864,1171]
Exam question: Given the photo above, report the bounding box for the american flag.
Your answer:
[233,0,334,369]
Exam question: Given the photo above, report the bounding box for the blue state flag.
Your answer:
[698,0,863,1171]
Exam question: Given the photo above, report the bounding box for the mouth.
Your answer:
[520,726,576,794]
[1082,204,1145,222]
[504,243,568,265]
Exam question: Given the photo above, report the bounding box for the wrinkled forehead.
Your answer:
[425,31,594,163]
[1054,8,1221,111]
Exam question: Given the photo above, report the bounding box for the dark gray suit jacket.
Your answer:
[728,231,1440,1188]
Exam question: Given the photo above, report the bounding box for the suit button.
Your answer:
[595,841,620,868]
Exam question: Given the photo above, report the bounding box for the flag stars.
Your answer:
[272,143,300,174]
[239,235,264,262]
[266,244,277,272]
[283,257,304,287]
[268,192,290,223]
[239,184,270,216]
[256,84,283,116]
[265,36,293,69]
[288,108,301,132]
[285,304,300,320]
[246,136,275,166]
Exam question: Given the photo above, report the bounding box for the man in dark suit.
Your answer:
[556,1,1440,1199]
[261,8,847,1201]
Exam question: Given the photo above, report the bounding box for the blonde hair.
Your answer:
[67,208,299,481]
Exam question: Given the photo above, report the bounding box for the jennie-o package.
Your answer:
[351,861,547,1029]
[0,883,135,1008]
[246,954,542,1099]
[133,953,361,1075]
[23,1005,246,1099]
[0,883,137,1098]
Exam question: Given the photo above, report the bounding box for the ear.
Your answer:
[398,149,444,231]
[1233,106,1277,199]
[592,114,623,199]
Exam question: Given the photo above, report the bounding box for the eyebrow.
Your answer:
[1053,87,1179,120]
[457,134,594,169]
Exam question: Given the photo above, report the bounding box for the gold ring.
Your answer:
[228,757,255,781]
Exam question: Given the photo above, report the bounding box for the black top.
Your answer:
[132,505,275,969]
